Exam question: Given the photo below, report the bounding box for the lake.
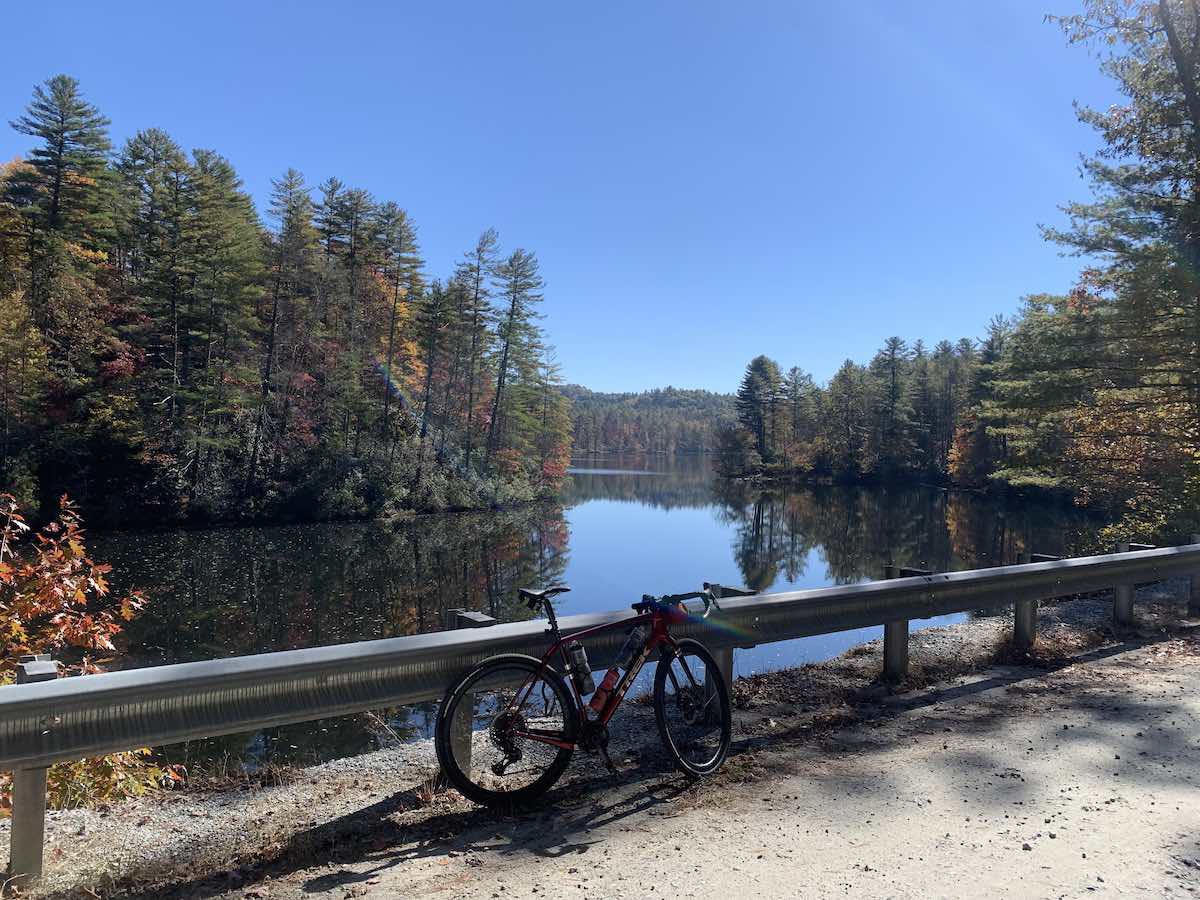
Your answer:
[91,455,1096,768]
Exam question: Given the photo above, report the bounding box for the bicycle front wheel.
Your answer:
[435,653,578,807]
[653,639,732,777]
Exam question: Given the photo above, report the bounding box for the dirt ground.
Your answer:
[177,631,1200,900]
[6,594,1200,899]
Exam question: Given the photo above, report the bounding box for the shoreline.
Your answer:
[83,493,566,538]
[719,467,1080,503]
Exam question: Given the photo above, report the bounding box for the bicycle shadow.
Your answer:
[298,776,686,894]
[123,736,693,900]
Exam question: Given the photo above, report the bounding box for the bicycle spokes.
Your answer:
[658,650,726,769]
[448,663,573,794]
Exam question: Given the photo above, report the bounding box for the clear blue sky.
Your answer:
[1,1,1114,393]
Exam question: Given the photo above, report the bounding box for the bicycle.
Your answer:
[434,581,756,806]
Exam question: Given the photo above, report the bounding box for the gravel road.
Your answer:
[6,590,1199,899]
[189,630,1200,900]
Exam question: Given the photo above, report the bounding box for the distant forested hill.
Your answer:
[561,385,735,454]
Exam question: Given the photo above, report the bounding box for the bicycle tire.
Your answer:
[435,653,578,807]
[653,638,732,777]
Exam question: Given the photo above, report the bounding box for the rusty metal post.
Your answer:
[1013,551,1038,651]
[7,655,59,888]
[1113,542,1136,625]
[1190,534,1200,617]
[438,609,495,780]
[882,565,909,680]
[703,645,734,723]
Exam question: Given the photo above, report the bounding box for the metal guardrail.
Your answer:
[4,542,1200,883]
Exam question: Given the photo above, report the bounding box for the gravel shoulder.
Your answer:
[5,584,1198,899]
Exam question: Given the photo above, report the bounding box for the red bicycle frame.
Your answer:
[509,606,683,750]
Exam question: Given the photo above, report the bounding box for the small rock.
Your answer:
[1022,843,1033,851]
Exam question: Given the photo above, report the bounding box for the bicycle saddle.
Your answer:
[518,585,571,609]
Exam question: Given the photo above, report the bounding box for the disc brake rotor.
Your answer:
[678,685,707,726]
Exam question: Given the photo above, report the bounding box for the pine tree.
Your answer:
[783,367,816,450]
[735,355,784,461]
[116,128,194,425]
[1010,0,1200,531]
[6,75,113,382]
[416,281,451,440]
[373,201,422,436]
[8,75,112,245]
[824,361,870,478]
[867,337,915,476]
[485,248,543,468]
[456,229,499,470]
[183,149,262,503]
[0,291,48,495]
[951,316,1011,486]
[246,170,317,494]
[0,75,574,522]
[264,170,321,472]
[531,349,572,484]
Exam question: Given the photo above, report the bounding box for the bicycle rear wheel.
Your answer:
[653,639,732,776]
[435,653,578,806]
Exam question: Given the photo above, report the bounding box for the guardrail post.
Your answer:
[1013,552,1038,651]
[704,646,734,722]
[882,565,909,680]
[1190,534,1200,617]
[7,655,59,888]
[438,609,497,781]
[1113,542,1136,626]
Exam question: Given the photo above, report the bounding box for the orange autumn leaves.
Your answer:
[0,493,146,679]
[0,494,167,813]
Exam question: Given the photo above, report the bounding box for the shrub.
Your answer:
[0,493,168,813]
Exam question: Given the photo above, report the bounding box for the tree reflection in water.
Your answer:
[89,455,1096,768]
[94,508,570,668]
[713,481,1095,592]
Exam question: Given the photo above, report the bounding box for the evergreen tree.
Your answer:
[1021,0,1200,532]
[867,337,915,475]
[7,75,112,245]
[373,201,422,436]
[485,248,544,468]
[824,361,870,477]
[0,74,571,523]
[783,366,817,450]
[0,291,48,499]
[457,229,499,469]
[5,75,113,382]
[735,355,784,461]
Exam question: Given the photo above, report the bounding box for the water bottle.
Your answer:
[564,641,595,695]
[588,625,647,712]
[617,625,648,669]
[588,668,620,712]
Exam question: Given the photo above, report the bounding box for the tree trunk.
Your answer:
[245,265,283,496]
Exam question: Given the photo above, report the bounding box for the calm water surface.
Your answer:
[91,455,1096,767]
